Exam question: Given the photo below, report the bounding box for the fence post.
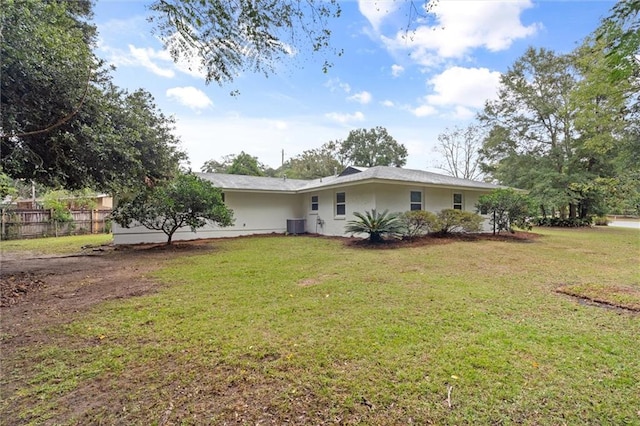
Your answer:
[1,208,4,240]
[52,209,58,237]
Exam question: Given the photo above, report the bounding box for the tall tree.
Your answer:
[340,127,408,167]
[227,152,265,176]
[479,47,580,218]
[1,0,95,141]
[201,152,266,176]
[281,143,341,179]
[434,124,484,180]
[1,0,186,192]
[480,42,638,219]
[570,32,637,217]
[201,154,237,173]
[592,1,640,214]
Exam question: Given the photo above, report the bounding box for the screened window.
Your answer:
[336,192,346,216]
[410,191,422,211]
[453,193,463,210]
[311,195,319,211]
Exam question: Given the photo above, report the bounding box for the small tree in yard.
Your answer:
[43,190,74,237]
[111,173,234,245]
[345,209,404,243]
[435,209,483,235]
[476,189,532,235]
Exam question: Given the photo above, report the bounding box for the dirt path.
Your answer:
[1,244,216,340]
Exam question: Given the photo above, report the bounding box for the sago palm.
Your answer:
[344,209,404,242]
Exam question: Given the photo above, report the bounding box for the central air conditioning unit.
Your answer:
[286,219,306,235]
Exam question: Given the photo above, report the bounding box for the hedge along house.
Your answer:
[112,166,503,244]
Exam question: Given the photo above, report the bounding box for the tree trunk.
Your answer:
[579,200,590,219]
[569,203,577,219]
[492,211,496,235]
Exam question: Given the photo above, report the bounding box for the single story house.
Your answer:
[113,166,503,244]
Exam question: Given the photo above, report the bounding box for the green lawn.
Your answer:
[3,227,640,424]
[0,233,112,256]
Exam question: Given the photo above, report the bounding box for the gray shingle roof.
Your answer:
[197,166,503,193]
[197,173,309,192]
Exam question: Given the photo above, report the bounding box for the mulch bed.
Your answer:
[344,231,541,249]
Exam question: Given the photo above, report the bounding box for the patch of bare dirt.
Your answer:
[555,286,640,313]
[0,242,217,333]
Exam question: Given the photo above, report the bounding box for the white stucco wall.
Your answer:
[302,183,493,237]
[113,191,303,244]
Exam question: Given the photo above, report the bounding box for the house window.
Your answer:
[453,193,463,210]
[336,192,346,216]
[410,191,422,211]
[311,195,319,211]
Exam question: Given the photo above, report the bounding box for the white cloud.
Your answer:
[391,64,405,77]
[381,100,395,107]
[451,106,475,120]
[325,78,351,93]
[406,67,500,118]
[166,86,213,110]
[347,91,373,105]
[358,0,402,31]
[381,0,540,67]
[410,104,437,117]
[426,66,501,108]
[127,45,175,78]
[98,21,207,80]
[325,111,365,124]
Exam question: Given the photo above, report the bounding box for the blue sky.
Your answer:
[93,0,616,172]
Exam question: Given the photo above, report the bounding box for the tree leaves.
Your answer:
[111,173,234,244]
[340,127,408,168]
[478,44,638,218]
[1,0,185,192]
[148,0,342,85]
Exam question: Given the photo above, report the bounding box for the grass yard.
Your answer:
[1,227,639,424]
[0,233,112,256]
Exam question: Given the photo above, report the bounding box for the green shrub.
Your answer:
[593,216,609,226]
[436,209,483,235]
[400,210,440,239]
[534,217,592,227]
[345,209,404,243]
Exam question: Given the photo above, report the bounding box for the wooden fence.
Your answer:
[0,209,112,240]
